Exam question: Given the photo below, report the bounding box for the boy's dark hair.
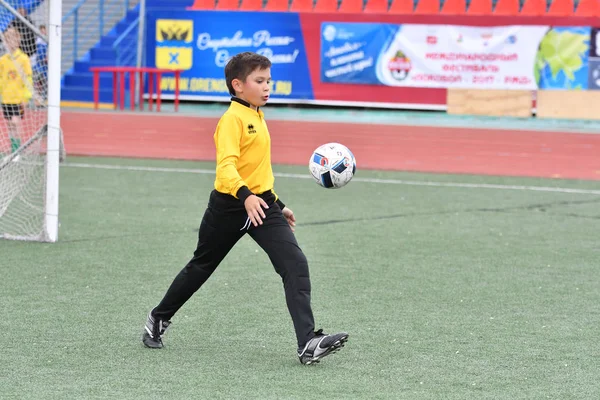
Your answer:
[225,52,271,96]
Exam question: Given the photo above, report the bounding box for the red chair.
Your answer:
[467,0,492,14]
[187,0,216,9]
[314,0,339,11]
[290,0,314,10]
[547,0,574,15]
[216,0,239,9]
[575,0,599,15]
[388,0,414,12]
[440,0,466,14]
[265,0,289,10]
[364,0,388,12]
[339,0,364,11]
[414,0,439,13]
[520,0,546,15]
[240,0,263,9]
[493,0,519,14]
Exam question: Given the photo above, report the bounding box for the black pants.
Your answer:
[152,190,315,347]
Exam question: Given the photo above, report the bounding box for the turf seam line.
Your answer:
[62,162,600,196]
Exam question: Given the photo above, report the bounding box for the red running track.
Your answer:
[61,111,600,181]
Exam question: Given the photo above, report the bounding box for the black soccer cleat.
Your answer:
[298,329,349,365]
[142,311,171,349]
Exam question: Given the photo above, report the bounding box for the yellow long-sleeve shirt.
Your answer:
[214,98,283,207]
[0,49,32,104]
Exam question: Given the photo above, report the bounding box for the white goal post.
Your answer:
[0,0,62,242]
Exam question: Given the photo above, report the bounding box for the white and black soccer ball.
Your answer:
[309,143,356,189]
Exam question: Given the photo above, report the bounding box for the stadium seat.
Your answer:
[216,0,240,9]
[574,0,599,15]
[519,0,546,15]
[339,0,364,12]
[290,0,314,10]
[493,0,519,14]
[388,0,413,12]
[314,0,339,11]
[547,0,574,15]
[265,0,290,10]
[187,0,216,8]
[413,0,439,13]
[440,0,466,14]
[240,0,263,9]
[466,0,492,14]
[363,0,388,12]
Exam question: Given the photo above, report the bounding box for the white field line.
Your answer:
[62,162,600,196]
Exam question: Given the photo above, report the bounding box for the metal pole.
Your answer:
[134,0,146,107]
[99,0,104,37]
[73,10,78,61]
[45,0,64,242]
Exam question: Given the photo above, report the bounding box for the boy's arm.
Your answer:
[215,113,252,203]
[23,57,33,101]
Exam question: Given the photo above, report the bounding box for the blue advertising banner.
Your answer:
[320,22,591,90]
[588,28,600,90]
[146,11,314,100]
[536,26,590,90]
[320,23,398,85]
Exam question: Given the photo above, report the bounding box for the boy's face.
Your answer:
[4,29,19,51]
[233,67,271,109]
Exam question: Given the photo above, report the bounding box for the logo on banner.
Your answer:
[155,19,194,70]
[323,25,337,42]
[387,50,411,81]
[481,33,493,46]
[592,68,600,86]
[591,28,600,57]
[588,60,600,89]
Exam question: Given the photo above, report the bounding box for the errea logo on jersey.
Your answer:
[247,124,257,134]
[155,19,194,71]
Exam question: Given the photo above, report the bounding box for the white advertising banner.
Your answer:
[375,25,548,89]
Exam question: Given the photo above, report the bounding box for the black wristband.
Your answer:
[236,186,253,204]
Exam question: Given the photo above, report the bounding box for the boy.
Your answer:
[10,7,36,58]
[32,25,48,105]
[0,27,32,157]
[142,52,348,365]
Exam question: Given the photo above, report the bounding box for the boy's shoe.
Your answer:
[298,329,349,365]
[142,311,171,349]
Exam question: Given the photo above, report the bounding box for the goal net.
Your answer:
[0,0,62,242]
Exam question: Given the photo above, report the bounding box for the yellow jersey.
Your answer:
[214,98,282,206]
[0,49,32,104]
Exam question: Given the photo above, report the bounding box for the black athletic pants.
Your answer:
[152,189,316,348]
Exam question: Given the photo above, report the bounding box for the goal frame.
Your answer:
[46,0,63,242]
[0,0,63,242]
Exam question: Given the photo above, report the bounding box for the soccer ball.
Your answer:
[309,143,356,189]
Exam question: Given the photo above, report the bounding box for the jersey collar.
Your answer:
[231,96,264,117]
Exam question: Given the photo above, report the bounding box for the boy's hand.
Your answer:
[282,207,296,232]
[244,195,269,227]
